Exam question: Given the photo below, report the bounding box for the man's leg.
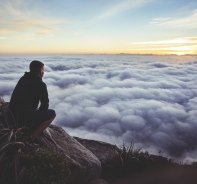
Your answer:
[30,110,56,140]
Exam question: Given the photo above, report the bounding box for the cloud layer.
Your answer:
[1,54,197,161]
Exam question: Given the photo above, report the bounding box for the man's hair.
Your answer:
[29,60,44,73]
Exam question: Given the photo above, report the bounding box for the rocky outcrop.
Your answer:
[38,125,102,184]
[74,137,122,178]
[74,137,121,166]
[1,99,120,184]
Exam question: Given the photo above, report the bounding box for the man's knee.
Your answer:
[50,110,56,120]
[46,110,56,123]
[52,110,56,117]
[48,109,56,118]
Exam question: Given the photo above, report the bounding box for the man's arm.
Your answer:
[39,82,49,110]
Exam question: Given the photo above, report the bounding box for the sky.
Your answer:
[0,0,197,55]
[1,54,197,162]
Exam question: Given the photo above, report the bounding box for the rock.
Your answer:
[74,137,122,178]
[38,125,102,184]
[74,137,121,166]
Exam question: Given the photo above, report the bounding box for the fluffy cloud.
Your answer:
[1,54,197,161]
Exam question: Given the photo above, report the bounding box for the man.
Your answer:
[9,60,56,139]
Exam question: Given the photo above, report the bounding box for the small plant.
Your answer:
[191,162,197,167]
[21,149,70,184]
[119,142,177,175]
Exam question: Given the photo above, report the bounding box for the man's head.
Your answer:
[30,60,44,78]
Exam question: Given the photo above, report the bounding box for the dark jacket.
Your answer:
[9,72,49,127]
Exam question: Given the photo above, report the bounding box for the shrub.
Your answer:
[21,149,70,184]
[120,142,176,175]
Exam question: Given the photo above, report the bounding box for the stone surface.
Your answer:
[74,137,122,179]
[37,125,102,184]
[74,137,121,167]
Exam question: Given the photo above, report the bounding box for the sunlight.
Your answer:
[170,51,190,56]
[169,45,196,55]
[128,38,197,56]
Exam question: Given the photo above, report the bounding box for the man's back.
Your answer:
[9,72,49,127]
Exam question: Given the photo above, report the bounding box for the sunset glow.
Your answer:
[0,0,197,55]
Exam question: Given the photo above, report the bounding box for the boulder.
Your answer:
[74,137,122,179]
[38,125,102,184]
[74,137,121,167]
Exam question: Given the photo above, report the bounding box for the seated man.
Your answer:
[9,60,56,139]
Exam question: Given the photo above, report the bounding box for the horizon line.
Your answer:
[0,52,196,56]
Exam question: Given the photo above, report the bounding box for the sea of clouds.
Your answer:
[1,54,197,162]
